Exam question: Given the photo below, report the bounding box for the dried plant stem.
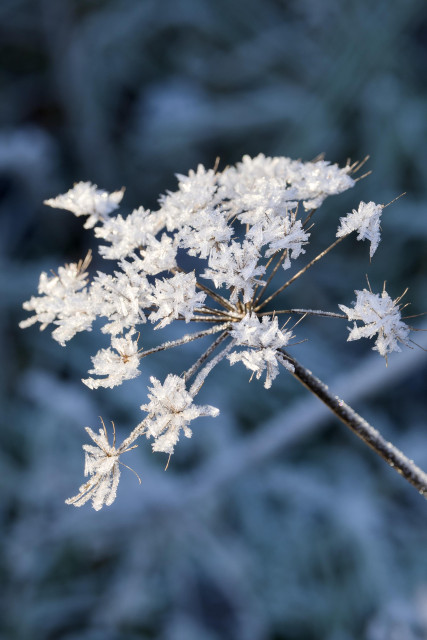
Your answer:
[282,350,427,497]
[138,323,231,360]
[184,330,230,382]
[253,249,288,306]
[195,281,236,312]
[256,236,345,311]
[258,309,346,319]
[190,340,235,396]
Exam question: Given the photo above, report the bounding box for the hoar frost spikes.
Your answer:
[21,154,416,509]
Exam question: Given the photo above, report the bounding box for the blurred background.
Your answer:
[1,0,427,638]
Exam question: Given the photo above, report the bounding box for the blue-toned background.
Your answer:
[1,1,427,638]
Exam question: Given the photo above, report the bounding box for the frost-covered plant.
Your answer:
[20,154,427,510]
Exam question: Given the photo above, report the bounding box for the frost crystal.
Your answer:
[19,254,94,345]
[83,331,141,389]
[94,207,164,260]
[147,271,206,329]
[21,153,415,510]
[66,421,137,511]
[44,181,124,229]
[228,315,295,389]
[202,240,265,303]
[339,288,410,357]
[141,375,219,454]
[336,201,383,257]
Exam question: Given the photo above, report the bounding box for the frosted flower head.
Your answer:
[228,314,295,388]
[19,252,95,344]
[66,420,138,511]
[141,374,219,454]
[82,330,141,389]
[337,201,383,257]
[339,287,410,358]
[44,181,125,229]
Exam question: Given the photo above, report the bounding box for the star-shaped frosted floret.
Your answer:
[336,201,383,257]
[248,211,310,269]
[136,234,177,275]
[202,240,265,303]
[90,258,151,335]
[82,331,141,389]
[141,374,219,454]
[44,182,124,229]
[177,209,233,259]
[20,254,95,345]
[148,271,206,329]
[339,288,410,358]
[228,314,295,388]
[158,164,219,231]
[95,207,165,260]
[66,420,138,511]
[218,154,291,198]
[291,160,355,210]
[236,177,298,225]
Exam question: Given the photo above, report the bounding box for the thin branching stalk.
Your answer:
[184,330,231,382]
[195,280,236,312]
[258,309,347,319]
[138,323,231,360]
[256,236,346,311]
[253,249,288,306]
[190,340,235,396]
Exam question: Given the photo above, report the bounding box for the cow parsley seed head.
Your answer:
[21,153,420,509]
[202,240,266,303]
[339,288,410,358]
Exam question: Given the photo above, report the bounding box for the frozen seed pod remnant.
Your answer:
[21,154,427,509]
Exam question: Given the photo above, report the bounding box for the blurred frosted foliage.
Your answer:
[1,0,427,637]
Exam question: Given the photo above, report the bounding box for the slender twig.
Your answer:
[256,236,345,311]
[138,323,231,359]
[280,350,427,497]
[189,316,234,323]
[183,330,231,382]
[190,340,235,396]
[302,208,317,229]
[258,309,347,319]
[253,250,288,306]
[197,306,235,319]
[195,280,236,312]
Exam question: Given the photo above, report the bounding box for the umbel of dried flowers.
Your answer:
[21,154,425,510]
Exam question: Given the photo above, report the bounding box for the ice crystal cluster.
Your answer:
[20,154,412,510]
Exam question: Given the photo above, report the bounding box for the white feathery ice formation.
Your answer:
[20,153,412,509]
